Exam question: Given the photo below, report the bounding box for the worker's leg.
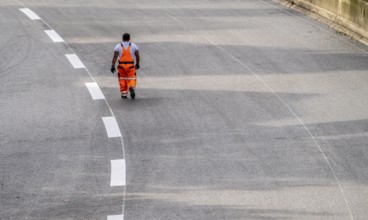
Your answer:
[126,69,137,90]
[127,79,136,90]
[119,79,128,97]
[118,68,128,97]
[127,69,137,99]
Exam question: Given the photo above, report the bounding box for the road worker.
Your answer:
[111,33,140,99]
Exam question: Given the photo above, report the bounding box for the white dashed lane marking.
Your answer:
[110,160,126,186]
[44,30,64,42]
[65,54,85,69]
[102,116,122,138]
[85,82,105,100]
[17,5,126,219]
[19,8,41,20]
[107,214,124,220]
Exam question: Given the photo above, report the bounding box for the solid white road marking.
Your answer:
[110,160,126,186]
[107,214,124,220]
[102,116,122,138]
[85,82,105,100]
[19,8,41,20]
[201,34,354,220]
[44,30,64,42]
[65,54,85,69]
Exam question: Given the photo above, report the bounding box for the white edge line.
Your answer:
[19,8,41,20]
[200,34,354,220]
[110,159,126,187]
[85,82,105,100]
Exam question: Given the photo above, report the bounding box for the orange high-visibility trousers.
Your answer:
[117,43,136,95]
[118,66,136,95]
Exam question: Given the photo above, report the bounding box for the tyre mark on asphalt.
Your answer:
[165,13,181,23]
[0,35,32,75]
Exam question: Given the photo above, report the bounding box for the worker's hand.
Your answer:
[111,65,115,73]
[135,64,140,70]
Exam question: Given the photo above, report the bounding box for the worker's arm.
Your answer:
[111,51,118,73]
[135,50,140,69]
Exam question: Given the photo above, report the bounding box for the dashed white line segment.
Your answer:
[19,8,41,20]
[102,116,122,138]
[16,2,127,219]
[107,214,124,220]
[44,30,64,42]
[85,82,105,100]
[110,160,126,186]
[65,54,85,69]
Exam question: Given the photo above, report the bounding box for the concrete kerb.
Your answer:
[275,0,368,46]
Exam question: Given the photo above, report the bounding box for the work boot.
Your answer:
[129,87,135,99]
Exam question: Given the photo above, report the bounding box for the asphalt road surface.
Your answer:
[1,0,368,219]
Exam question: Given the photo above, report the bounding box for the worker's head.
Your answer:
[122,33,130,42]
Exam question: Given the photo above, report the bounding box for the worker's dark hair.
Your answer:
[122,33,130,41]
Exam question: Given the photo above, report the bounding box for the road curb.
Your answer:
[274,0,368,46]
